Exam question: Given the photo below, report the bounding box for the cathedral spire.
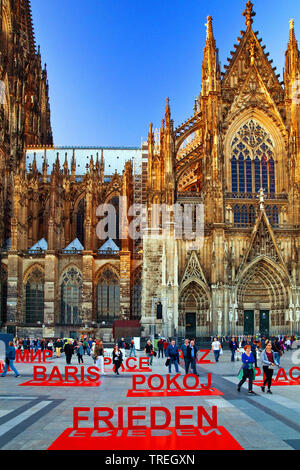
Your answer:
[201,16,221,96]
[165,97,171,127]
[205,15,215,46]
[284,19,300,100]
[243,1,256,29]
[289,19,297,45]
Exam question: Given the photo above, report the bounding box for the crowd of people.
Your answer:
[1,333,298,388]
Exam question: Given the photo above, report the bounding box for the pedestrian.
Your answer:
[88,338,93,355]
[166,340,179,374]
[75,342,84,364]
[250,339,258,368]
[83,339,89,355]
[180,339,190,374]
[129,339,136,357]
[64,340,74,365]
[47,339,53,353]
[260,340,279,394]
[54,339,62,358]
[91,341,97,364]
[95,340,105,375]
[229,336,239,362]
[145,340,154,366]
[112,345,123,375]
[1,342,20,378]
[272,338,282,365]
[211,337,222,362]
[237,344,256,395]
[186,340,198,375]
[158,338,164,358]
[118,338,126,359]
[285,337,291,351]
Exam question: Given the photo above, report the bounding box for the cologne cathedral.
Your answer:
[0,1,300,340]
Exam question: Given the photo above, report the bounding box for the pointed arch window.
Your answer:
[76,199,85,245]
[238,154,245,193]
[269,158,275,193]
[132,269,142,319]
[255,157,261,193]
[231,120,276,195]
[231,156,237,193]
[25,268,44,324]
[265,205,279,227]
[97,268,120,322]
[234,205,240,226]
[0,266,7,325]
[233,204,256,227]
[61,267,82,325]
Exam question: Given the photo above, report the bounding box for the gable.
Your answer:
[222,28,284,106]
[181,250,207,286]
[225,64,285,127]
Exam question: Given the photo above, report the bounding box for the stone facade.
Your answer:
[142,2,300,338]
[0,1,300,339]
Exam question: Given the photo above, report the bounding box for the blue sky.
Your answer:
[30,0,299,147]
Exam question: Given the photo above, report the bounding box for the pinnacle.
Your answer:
[288,19,297,46]
[243,1,256,29]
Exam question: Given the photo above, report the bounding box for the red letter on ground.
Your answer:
[33,366,47,381]
[73,407,90,429]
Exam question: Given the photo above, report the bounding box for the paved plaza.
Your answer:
[0,347,300,450]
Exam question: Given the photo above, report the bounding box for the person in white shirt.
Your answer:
[211,337,222,362]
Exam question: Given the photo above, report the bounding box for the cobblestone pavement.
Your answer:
[0,347,300,450]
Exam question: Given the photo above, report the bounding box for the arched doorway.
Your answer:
[237,258,289,336]
[179,281,210,338]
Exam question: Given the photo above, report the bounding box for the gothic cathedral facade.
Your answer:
[0,1,299,339]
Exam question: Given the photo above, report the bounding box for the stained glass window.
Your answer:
[97,268,120,322]
[25,268,44,324]
[0,266,7,325]
[231,157,237,193]
[61,267,82,325]
[132,269,142,319]
[238,154,245,193]
[76,199,85,245]
[233,205,256,227]
[231,120,275,195]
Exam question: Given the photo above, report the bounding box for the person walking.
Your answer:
[82,339,89,355]
[186,340,198,376]
[64,340,74,365]
[166,340,180,374]
[95,340,105,375]
[129,339,136,358]
[1,342,20,378]
[75,342,84,364]
[91,341,97,364]
[145,340,154,367]
[237,344,256,395]
[118,338,126,360]
[158,338,164,358]
[272,338,282,365]
[180,339,190,374]
[285,337,291,351]
[260,340,279,394]
[250,339,258,368]
[54,339,62,358]
[229,337,239,362]
[211,337,222,363]
[112,345,123,375]
[33,338,40,352]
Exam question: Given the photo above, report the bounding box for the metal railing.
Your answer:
[226,192,288,200]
